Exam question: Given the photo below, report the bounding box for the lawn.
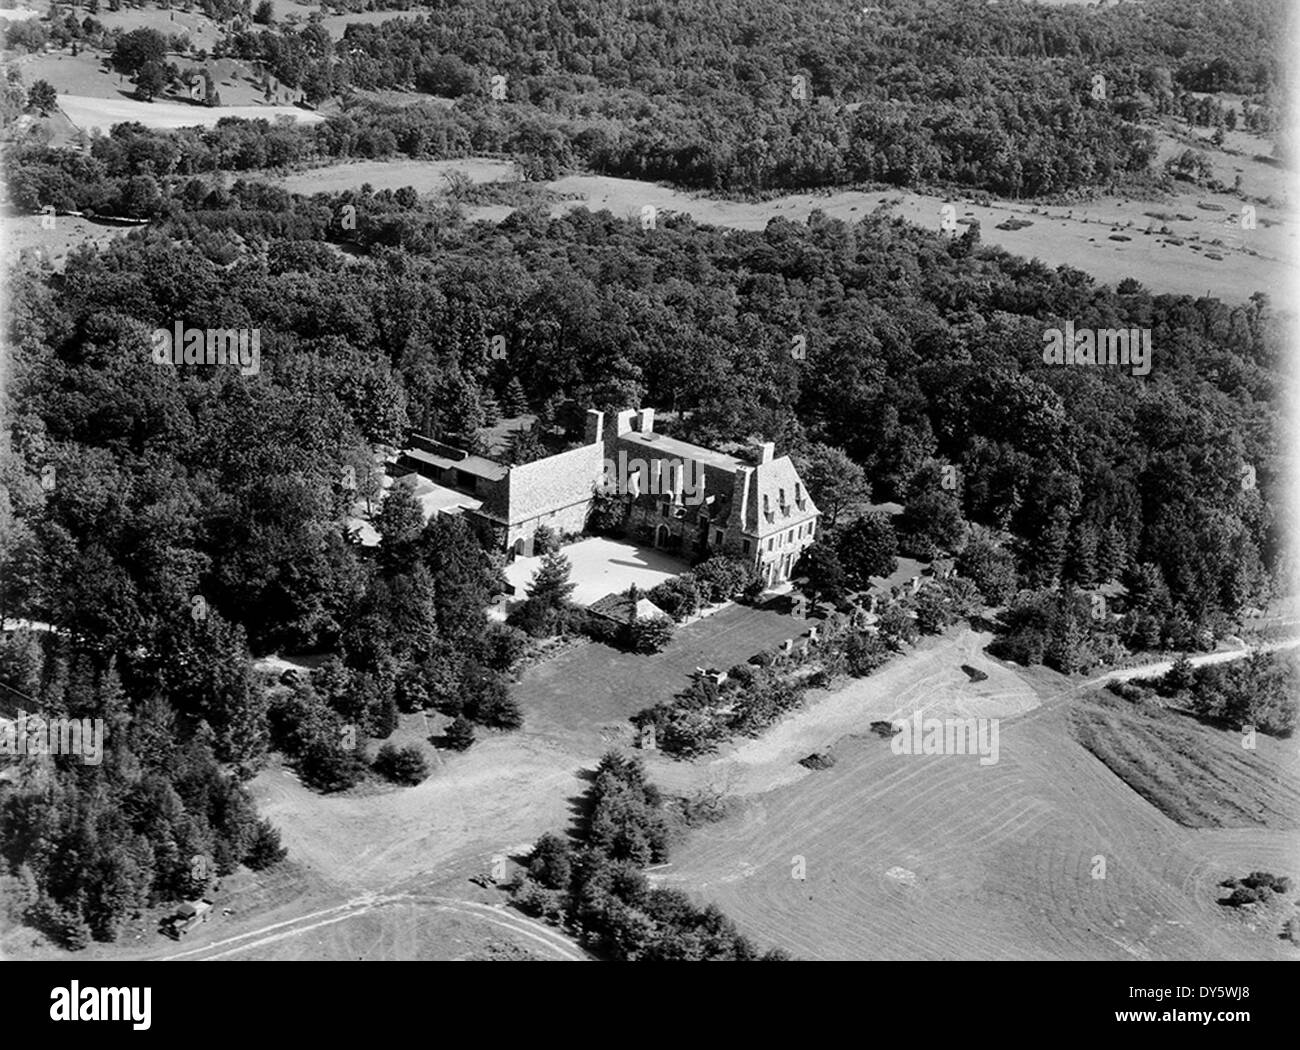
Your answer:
[514,602,806,749]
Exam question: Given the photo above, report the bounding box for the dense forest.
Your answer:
[213,0,1284,194]
[4,0,1287,196]
[6,148,1282,628]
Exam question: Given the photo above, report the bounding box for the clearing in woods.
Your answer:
[262,146,1290,301]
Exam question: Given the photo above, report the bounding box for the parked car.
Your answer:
[163,899,213,939]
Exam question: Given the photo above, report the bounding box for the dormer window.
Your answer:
[795,482,804,508]
[762,494,772,520]
[779,487,789,514]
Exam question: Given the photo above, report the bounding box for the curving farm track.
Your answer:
[156,893,588,962]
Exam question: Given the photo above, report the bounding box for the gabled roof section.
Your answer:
[746,455,820,536]
[403,446,508,482]
[588,591,670,623]
[617,430,745,471]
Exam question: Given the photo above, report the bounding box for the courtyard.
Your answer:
[504,536,685,607]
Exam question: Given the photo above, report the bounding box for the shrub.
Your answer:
[1220,871,1292,907]
[1226,886,1260,907]
[648,574,703,621]
[1106,680,1146,702]
[513,880,566,921]
[369,693,399,739]
[587,494,627,535]
[444,715,476,751]
[727,663,757,687]
[244,820,288,869]
[843,630,891,676]
[298,737,366,792]
[1163,653,1196,694]
[673,786,736,827]
[634,702,724,759]
[693,555,758,603]
[469,686,523,730]
[629,615,675,653]
[480,621,529,671]
[462,665,522,728]
[373,742,429,785]
[1241,871,1292,893]
[532,524,560,555]
[730,674,802,736]
[877,603,919,648]
[528,832,574,890]
[577,609,621,645]
[799,750,836,770]
[956,527,1018,604]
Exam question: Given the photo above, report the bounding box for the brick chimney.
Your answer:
[731,466,753,530]
[638,407,655,433]
[584,409,604,445]
[755,441,775,464]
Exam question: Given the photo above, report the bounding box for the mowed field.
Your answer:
[527,172,1291,302]
[11,32,323,140]
[276,157,515,195]
[655,696,1300,960]
[15,48,303,109]
[0,209,136,269]
[57,93,322,133]
[1071,696,1300,829]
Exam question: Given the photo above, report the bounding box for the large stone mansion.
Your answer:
[397,407,821,589]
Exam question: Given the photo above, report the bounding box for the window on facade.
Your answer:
[742,539,751,554]
[767,538,773,551]
[788,529,794,543]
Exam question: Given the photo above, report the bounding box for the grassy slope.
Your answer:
[661,697,1299,960]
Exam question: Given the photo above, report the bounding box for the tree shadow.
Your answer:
[564,765,599,840]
